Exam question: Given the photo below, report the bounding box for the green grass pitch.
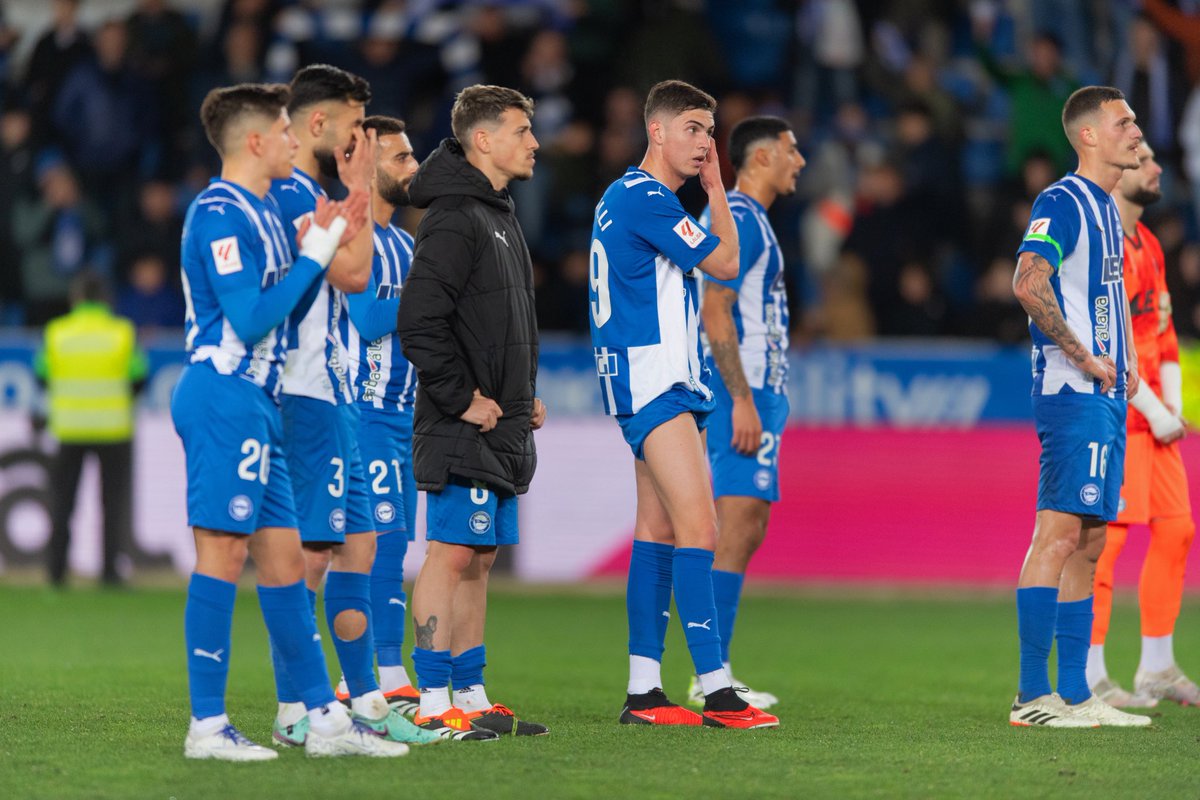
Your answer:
[1,583,1198,799]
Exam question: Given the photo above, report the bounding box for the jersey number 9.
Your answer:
[590,238,611,328]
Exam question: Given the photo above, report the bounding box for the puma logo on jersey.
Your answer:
[495,230,509,247]
[278,182,300,193]
[686,619,712,630]
[193,648,224,663]
[646,186,665,198]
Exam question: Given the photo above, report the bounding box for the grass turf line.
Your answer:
[0,585,1197,800]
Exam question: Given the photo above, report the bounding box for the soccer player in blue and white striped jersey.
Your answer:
[1010,86,1151,728]
[590,80,777,729]
[690,116,805,711]
[342,115,424,716]
[174,82,401,759]
[266,66,432,748]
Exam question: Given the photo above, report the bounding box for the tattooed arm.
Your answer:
[1012,251,1116,392]
[701,281,761,455]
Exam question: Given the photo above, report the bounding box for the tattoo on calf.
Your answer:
[414,615,437,649]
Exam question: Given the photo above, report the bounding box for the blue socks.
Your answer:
[325,571,378,698]
[672,547,724,676]
[259,580,336,711]
[712,569,744,665]
[371,533,409,668]
[1055,597,1094,705]
[185,573,237,720]
[1016,586,1058,702]
[269,586,315,703]
[412,647,452,690]
[627,540,673,660]
[451,645,486,688]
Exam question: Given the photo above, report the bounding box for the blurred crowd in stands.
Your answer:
[2,0,1200,344]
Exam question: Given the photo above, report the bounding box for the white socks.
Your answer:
[419,686,452,718]
[628,655,662,695]
[698,668,732,696]
[1140,635,1174,674]
[379,665,412,693]
[455,684,492,713]
[1089,635,1177,684]
[189,713,230,738]
[351,689,390,721]
[307,702,351,737]
[276,701,307,727]
[1086,644,1108,687]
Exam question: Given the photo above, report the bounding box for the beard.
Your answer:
[377,170,411,207]
[314,145,341,180]
[1125,187,1161,207]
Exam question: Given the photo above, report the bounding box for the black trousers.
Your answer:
[46,440,133,584]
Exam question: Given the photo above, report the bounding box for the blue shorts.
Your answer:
[1033,393,1127,521]
[616,386,715,461]
[171,364,297,534]
[357,407,414,539]
[707,376,789,502]
[280,395,373,543]
[426,478,518,547]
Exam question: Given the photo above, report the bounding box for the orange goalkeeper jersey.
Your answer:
[1124,220,1179,434]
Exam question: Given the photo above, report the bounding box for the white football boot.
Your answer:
[185,721,278,761]
[1063,695,1153,727]
[305,718,410,757]
[1009,693,1098,728]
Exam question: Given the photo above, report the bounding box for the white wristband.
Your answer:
[1161,360,1183,415]
[299,215,348,268]
[1129,385,1184,441]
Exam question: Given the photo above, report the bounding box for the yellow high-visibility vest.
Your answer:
[38,303,146,442]
[1179,341,1200,424]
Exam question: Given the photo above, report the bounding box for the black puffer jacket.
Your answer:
[397,139,539,495]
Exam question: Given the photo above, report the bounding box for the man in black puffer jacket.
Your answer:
[397,85,547,740]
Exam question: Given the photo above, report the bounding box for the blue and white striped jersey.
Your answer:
[589,167,720,416]
[271,167,354,405]
[700,190,789,392]
[348,222,417,412]
[181,179,294,397]
[1017,173,1129,398]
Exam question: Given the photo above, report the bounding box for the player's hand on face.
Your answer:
[698,136,721,194]
[730,395,762,456]
[530,397,547,430]
[338,127,375,192]
[461,388,503,432]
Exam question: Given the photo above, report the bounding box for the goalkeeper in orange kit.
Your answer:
[1088,142,1199,707]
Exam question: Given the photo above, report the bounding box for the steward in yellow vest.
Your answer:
[35,273,146,586]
